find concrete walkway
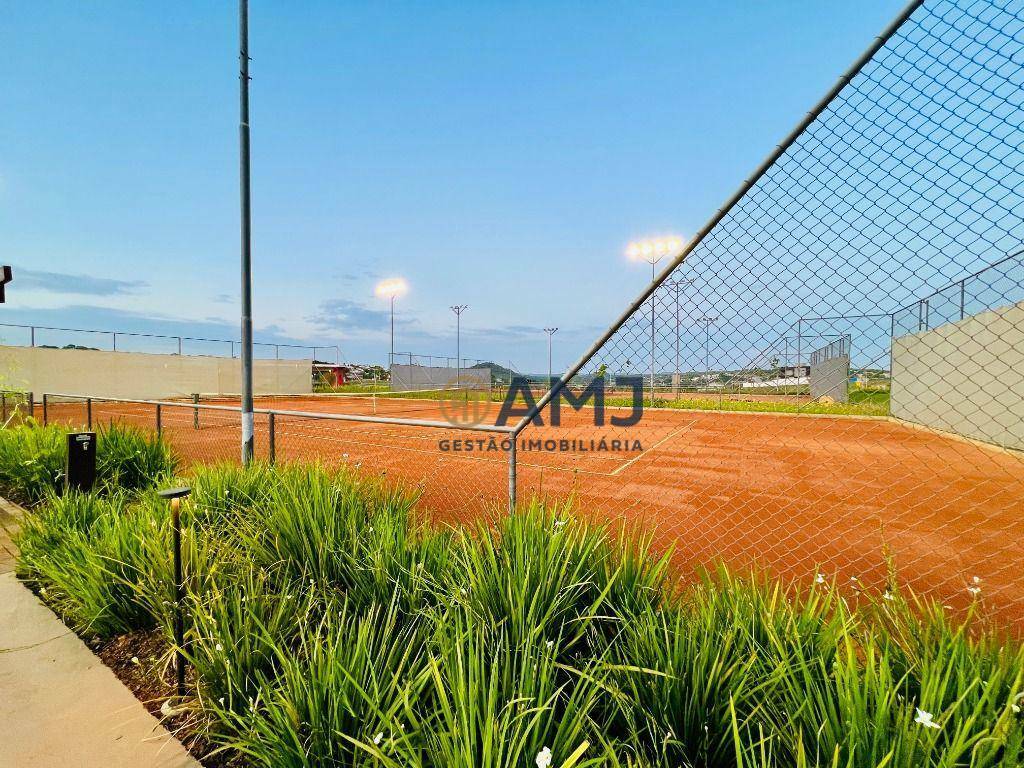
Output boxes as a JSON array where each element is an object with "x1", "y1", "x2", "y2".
[{"x1": 0, "y1": 499, "x2": 201, "y2": 768}]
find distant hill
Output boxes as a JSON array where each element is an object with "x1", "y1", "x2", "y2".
[{"x1": 470, "y1": 361, "x2": 517, "y2": 383}]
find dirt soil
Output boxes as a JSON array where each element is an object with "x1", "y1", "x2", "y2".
[
  {"x1": 95, "y1": 629, "x2": 247, "y2": 768},
  {"x1": 44, "y1": 396, "x2": 1024, "y2": 628}
]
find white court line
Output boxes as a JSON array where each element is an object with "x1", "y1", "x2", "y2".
[
  {"x1": 515, "y1": 421, "x2": 696, "y2": 478},
  {"x1": 609, "y1": 422, "x2": 694, "y2": 476}
]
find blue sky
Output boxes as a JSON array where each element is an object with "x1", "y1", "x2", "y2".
[{"x1": 1, "y1": 0, "x2": 908, "y2": 372}]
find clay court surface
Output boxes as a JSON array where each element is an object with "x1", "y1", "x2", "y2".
[{"x1": 44, "y1": 393, "x2": 1024, "y2": 626}]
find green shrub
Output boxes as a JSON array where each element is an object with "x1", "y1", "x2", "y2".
[
  {"x1": 13, "y1": 460, "x2": 1024, "y2": 767},
  {"x1": 95, "y1": 422, "x2": 178, "y2": 491},
  {"x1": 16, "y1": 490, "x2": 156, "y2": 636},
  {"x1": 0, "y1": 420, "x2": 177, "y2": 503},
  {"x1": 0, "y1": 421, "x2": 66, "y2": 503}
]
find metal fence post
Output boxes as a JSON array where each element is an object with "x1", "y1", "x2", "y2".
[
  {"x1": 30, "y1": 326, "x2": 35, "y2": 347},
  {"x1": 112, "y1": 332, "x2": 117, "y2": 352},
  {"x1": 268, "y1": 411, "x2": 276, "y2": 464},
  {"x1": 1, "y1": 393, "x2": 6, "y2": 423},
  {"x1": 27, "y1": 392, "x2": 33, "y2": 420},
  {"x1": 156, "y1": 403, "x2": 162, "y2": 436},
  {"x1": 192, "y1": 394, "x2": 200, "y2": 430},
  {"x1": 508, "y1": 434, "x2": 517, "y2": 514},
  {"x1": 86, "y1": 398, "x2": 92, "y2": 429},
  {"x1": 42, "y1": 394, "x2": 48, "y2": 426}
]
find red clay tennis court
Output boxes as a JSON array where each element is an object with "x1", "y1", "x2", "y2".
[{"x1": 44, "y1": 391, "x2": 1024, "y2": 626}]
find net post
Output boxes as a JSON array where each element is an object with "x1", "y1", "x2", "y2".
[
  {"x1": 27, "y1": 392, "x2": 33, "y2": 421},
  {"x1": 1, "y1": 392, "x2": 6, "y2": 423},
  {"x1": 42, "y1": 394, "x2": 48, "y2": 426},
  {"x1": 268, "y1": 411, "x2": 276, "y2": 464},
  {"x1": 156, "y1": 403, "x2": 162, "y2": 436},
  {"x1": 192, "y1": 393, "x2": 200, "y2": 430},
  {"x1": 86, "y1": 398, "x2": 92, "y2": 429}
]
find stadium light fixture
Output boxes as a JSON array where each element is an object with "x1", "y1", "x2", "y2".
[
  {"x1": 626, "y1": 235, "x2": 686, "y2": 405},
  {"x1": 376, "y1": 278, "x2": 409, "y2": 369}
]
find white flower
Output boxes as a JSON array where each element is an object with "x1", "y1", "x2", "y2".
[
  {"x1": 546, "y1": 640, "x2": 554, "y2": 649},
  {"x1": 40, "y1": 586, "x2": 48, "y2": 595},
  {"x1": 973, "y1": 575, "x2": 982, "y2": 584},
  {"x1": 215, "y1": 642, "x2": 224, "y2": 652},
  {"x1": 372, "y1": 732, "x2": 383, "y2": 745},
  {"x1": 814, "y1": 573, "x2": 825, "y2": 584},
  {"x1": 1012, "y1": 692, "x2": 1024, "y2": 714},
  {"x1": 131, "y1": 656, "x2": 140, "y2": 665},
  {"x1": 218, "y1": 697, "x2": 225, "y2": 706},
  {"x1": 553, "y1": 519, "x2": 567, "y2": 529},
  {"x1": 968, "y1": 586, "x2": 981, "y2": 596},
  {"x1": 915, "y1": 708, "x2": 940, "y2": 729},
  {"x1": 535, "y1": 746, "x2": 552, "y2": 768},
  {"x1": 883, "y1": 592, "x2": 894, "y2": 601}
]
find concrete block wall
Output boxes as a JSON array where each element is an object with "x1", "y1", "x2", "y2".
[
  {"x1": 810, "y1": 355, "x2": 850, "y2": 402},
  {"x1": 0, "y1": 345, "x2": 312, "y2": 400},
  {"x1": 390, "y1": 364, "x2": 491, "y2": 391},
  {"x1": 891, "y1": 300, "x2": 1024, "y2": 450}
]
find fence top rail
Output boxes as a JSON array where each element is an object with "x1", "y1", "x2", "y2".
[
  {"x1": 40, "y1": 392, "x2": 515, "y2": 434},
  {"x1": 890, "y1": 246, "x2": 1024, "y2": 317},
  {"x1": 0, "y1": 322, "x2": 340, "y2": 359}
]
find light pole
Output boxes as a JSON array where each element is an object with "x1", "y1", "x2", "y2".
[
  {"x1": 543, "y1": 328, "x2": 558, "y2": 387},
  {"x1": 663, "y1": 278, "x2": 695, "y2": 397},
  {"x1": 451, "y1": 305, "x2": 468, "y2": 389},
  {"x1": 627, "y1": 236, "x2": 684, "y2": 405},
  {"x1": 696, "y1": 316, "x2": 719, "y2": 389},
  {"x1": 375, "y1": 278, "x2": 408, "y2": 372},
  {"x1": 238, "y1": 0, "x2": 254, "y2": 465}
]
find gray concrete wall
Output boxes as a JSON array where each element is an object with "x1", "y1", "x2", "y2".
[
  {"x1": 0, "y1": 345, "x2": 311, "y2": 400},
  {"x1": 891, "y1": 299, "x2": 1024, "y2": 450},
  {"x1": 810, "y1": 355, "x2": 850, "y2": 402},
  {"x1": 390, "y1": 364, "x2": 490, "y2": 391}
]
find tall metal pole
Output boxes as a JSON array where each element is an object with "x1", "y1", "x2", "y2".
[
  {"x1": 697, "y1": 316, "x2": 718, "y2": 389},
  {"x1": 544, "y1": 328, "x2": 558, "y2": 386},
  {"x1": 389, "y1": 295, "x2": 395, "y2": 370},
  {"x1": 650, "y1": 260, "x2": 656, "y2": 406},
  {"x1": 663, "y1": 278, "x2": 694, "y2": 397},
  {"x1": 450, "y1": 305, "x2": 468, "y2": 389},
  {"x1": 239, "y1": 0, "x2": 255, "y2": 465},
  {"x1": 674, "y1": 286, "x2": 679, "y2": 394}
]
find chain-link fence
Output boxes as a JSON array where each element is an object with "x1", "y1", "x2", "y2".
[
  {"x1": 0, "y1": 390, "x2": 33, "y2": 427},
  {"x1": 37, "y1": 392, "x2": 515, "y2": 528},
  {"x1": 8, "y1": 0, "x2": 1024, "y2": 628},
  {"x1": 514, "y1": 0, "x2": 1024, "y2": 626}
]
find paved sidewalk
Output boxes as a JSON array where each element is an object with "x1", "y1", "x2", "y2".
[{"x1": 0, "y1": 499, "x2": 201, "y2": 768}]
